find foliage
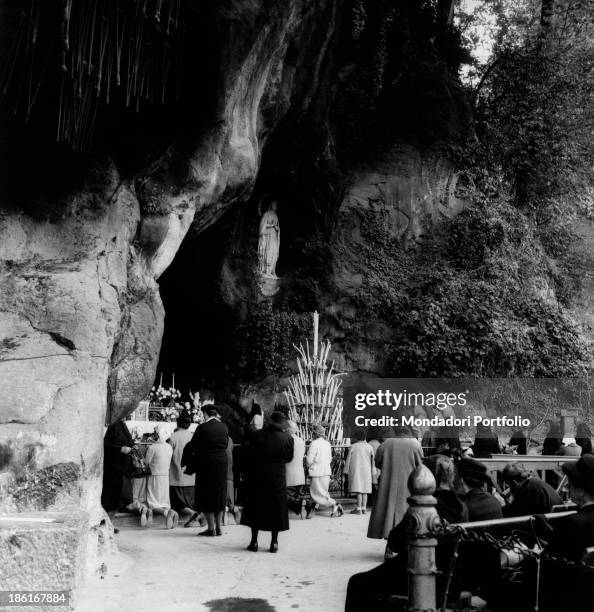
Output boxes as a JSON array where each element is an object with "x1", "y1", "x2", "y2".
[
  {"x1": 332, "y1": 0, "x2": 470, "y2": 160},
  {"x1": 237, "y1": 303, "x2": 311, "y2": 380},
  {"x1": 351, "y1": 199, "x2": 592, "y2": 377}
]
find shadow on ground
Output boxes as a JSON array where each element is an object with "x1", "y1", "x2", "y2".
[{"x1": 205, "y1": 598, "x2": 276, "y2": 612}]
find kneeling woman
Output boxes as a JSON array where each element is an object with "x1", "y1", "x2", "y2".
[{"x1": 241, "y1": 411, "x2": 294, "y2": 552}]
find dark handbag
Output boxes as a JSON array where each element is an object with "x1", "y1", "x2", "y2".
[
  {"x1": 126, "y1": 448, "x2": 151, "y2": 478},
  {"x1": 181, "y1": 441, "x2": 197, "y2": 475}
]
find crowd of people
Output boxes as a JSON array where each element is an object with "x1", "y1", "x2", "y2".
[
  {"x1": 102, "y1": 407, "x2": 594, "y2": 611},
  {"x1": 101, "y1": 397, "x2": 346, "y2": 550},
  {"x1": 346, "y1": 422, "x2": 594, "y2": 612}
]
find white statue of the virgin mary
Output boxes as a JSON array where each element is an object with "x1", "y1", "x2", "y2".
[{"x1": 257, "y1": 202, "x2": 280, "y2": 278}]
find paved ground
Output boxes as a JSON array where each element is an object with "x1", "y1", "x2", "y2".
[{"x1": 76, "y1": 508, "x2": 384, "y2": 612}]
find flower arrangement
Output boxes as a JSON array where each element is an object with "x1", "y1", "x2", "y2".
[
  {"x1": 148, "y1": 385, "x2": 181, "y2": 407},
  {"x1": 158, "y1": 405, "x2": 180, "y2": 422}
]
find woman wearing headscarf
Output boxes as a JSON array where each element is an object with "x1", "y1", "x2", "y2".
[
  {"x1": 102, "y1": 419, "x2": 135, "y2": 529},
  {"x1": 575, "y1": 422, "x2": 593, "y2": 456},
  {"x1": 305, "y1": 424, "x2": 344, "y2": 518},
  {"x1": 241, "y1": 411, "x2": 294, "y2": 552},
  {"x1": 367, "y1": 425, "x2": 423, "y2": 540},
  {"x1": 190, "y1": 404, "x2": 229, "y2": 536},
  {"x1": 145, "y1": 423, "x2": 177, "y2": 529}
]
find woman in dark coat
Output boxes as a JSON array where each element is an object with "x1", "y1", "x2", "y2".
[
  {"x1": 241, "y1": 411, "x2": 294, "y2": 552},
  {"x1": 102, "y1": 420, "x2": 135, "y2": 521},
  {"x1": 575, "y1": 422, "x2": 593, "y2": 456},
  {"x1": 191, "y1": 405, "x2": 229, "y2": 536},
  {"x1": 508, "y1": 429, "x2": 528, "y2": 455}
]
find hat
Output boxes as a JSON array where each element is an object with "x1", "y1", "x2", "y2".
[
  {"x1": 269, "y1": 411, "x2": 288, "y2": 430},
  {"x1": 458, "y1": 457, "x2": 492, "y2": 485},
  {"x1": 562, "y1": 455, "x2": 594, "y2": 494},
  {"x1": 312, "y1": 424, "x2": 325, "y2": 438},
  {"x1": 203, "y1": 404, "x2": 221, "y2": 418},
  {"x1": 177, "y1": 410, "x2": 192, "y2": 427}
]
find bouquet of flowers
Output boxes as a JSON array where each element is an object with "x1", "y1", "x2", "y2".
[
  {"x1": 148, "y1": 385, "x2": 181, "y2": 407},
  {"x1": 158, "y1": 405, "x2": 180, "y2": 422}
]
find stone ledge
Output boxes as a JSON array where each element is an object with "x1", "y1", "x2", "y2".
[{"x1": 0, "y1": 511, "x2": 88, "y2": 612}]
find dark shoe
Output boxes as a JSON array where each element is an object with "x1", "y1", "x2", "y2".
[
  {"x1": 215, "y1": 527, "x2": 222, "y2": 536},
  {"x1": 184, "y1": 512, "x2": 199, "y2": 528},
  {"x1": 331, "y1": 504, "x2": 344, "y2": 518},
  {"x1": 269, "y1": 542, "x2": 278, "y2": 553},
  {"x1": 197, "y1": 529, "x2": 215, "y2": 537},
  {"x1": 305, "y1": 502, "x2": 317, "y2": 519},
  {"x1": 247, "y1": 542, "x2": 258, "y2": 552}
]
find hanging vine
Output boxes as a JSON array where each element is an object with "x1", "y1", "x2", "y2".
[{"x1": 0, "y1": 0, "x2": 184, "y2": 151}]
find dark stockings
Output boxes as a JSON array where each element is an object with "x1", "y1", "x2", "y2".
[{"x1": 250, "y1": 528, "x2": 278, "y2": 546}]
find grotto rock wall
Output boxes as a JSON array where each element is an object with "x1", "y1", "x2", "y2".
[
  {"x1": 324, "y1": 144, "x2": 466, "y2": 374},
  {"x1": 0, "y1": 0, "x2": 341, "y2": 523}
]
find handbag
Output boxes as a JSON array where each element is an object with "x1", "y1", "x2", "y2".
[
  {"x1": 181, "y1": 440, "x2": 197, "y2": 475},
  {"x1": 126, "y1": 448, "x2": 151, "y2": 478}
]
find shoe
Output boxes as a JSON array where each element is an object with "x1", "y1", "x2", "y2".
[
  {"x1": 362, "y1": 508, "x2": 367, "y2": 514},
  {"x1": 305, "y1": 502, "x2": 317, "y2": 519},
  {"x1": 215, "y1": 527, "x2": 222, "y2": 536},
  {"x1": 331, "y1": 504, "x2": 344, "y2": 518},
  {"x1": 269, "y1": 542, "x2": 278, "y2": 553},
  {"x1": 233, "y1": 506, "x2": 241, "y2": 524},
  {"x1": 140, "y1": 507, "x2": 148, "y2": 527},
  {"x1": 146, "y1": 509, "x2": 153, "y2": 526},
  {"x1": 247, "y1": 542, "x2": 258, "y2": 552},
  {"x1": 197, "y1": 529, "x2": 216, "y2": 537},
  {"x1": 165, "y1": 509, "x2": 178, "y2": 530},
  {"x1": 349, "y1": 508, "x2": 362, "y2": 515},
  {"x1": 184, "y1": 512, "x2": 200, "y2": 528}
]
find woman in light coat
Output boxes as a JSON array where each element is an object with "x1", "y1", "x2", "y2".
[
  {"x1": 145, "y1": 423, "x2": 177, "y2": 529},
  {"x1": 286, "y1": 421, "x2": 306, "y2": 516},
  {"x1": 367, "y1": 426, "x2": 423, "y2": 539},
  {"x1": 344, "y1": 430, "x2": 375, "y2": 514},
  {"x1": 305, "y1": 424, "x2": 343, "y2": 517}
]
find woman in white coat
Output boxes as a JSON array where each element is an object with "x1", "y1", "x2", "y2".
[
  {"x1": 344, "y1": 429, "x2": 375, "y2": 514},
  {"x1": 145, "y1": 423, "x2": 178, "y2": 529},
  {"x1": 305, "y1": 424, "x2": 343, "y2": 517}
]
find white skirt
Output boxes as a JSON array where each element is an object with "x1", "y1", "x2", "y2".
[{"x1": 146, "y1": 475, "x2": 171, "y2": 510}]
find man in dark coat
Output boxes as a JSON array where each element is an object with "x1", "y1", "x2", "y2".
[
  {"x1": 241, "y1": 411, "x2": 294, "y2": 553},
  {"x1": 501, "y1": 464, "x2": 562, "y2": 517},
  {"x1": 493, "y1": 455, "x2": 594, "y2": 612},
  {"x1": 458, "y1": 457, "x2": 503, "y2": 521},
  {"x1": 191, "y1": 405, "x2": 229, "y2": 536},
  {"x1": 537, "y1": 455, "x2": 594, "y2": 612},
  {"x1": 101, "y1": 420, "x2": 135, "y2": 527}
]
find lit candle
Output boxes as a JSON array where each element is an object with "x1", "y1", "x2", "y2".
[
  {"x1": 159, "y1": 372, "x2": 163, "y2": 387},
  {"x1": 172, "y1": 373, "x2": 175, "y2": 389},
  {"x1": 313, "y1": 311, "x2": 319, "y2": 362}
]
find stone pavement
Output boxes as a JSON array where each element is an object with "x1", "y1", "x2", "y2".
[{"x1": 76, "y1": 510, "x2": 383, "y2": 612}]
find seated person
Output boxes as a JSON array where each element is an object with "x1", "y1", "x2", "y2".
[
  {"x1": 537, "y1": 455, "x2": 594, "y2": 612},
  {"x1": 491, "y1": 455, "x2": 594, "y2": 612},
  {"x1": 458, "y1": 457, "x2": 503, "y2": 521},
  {"x1": 345, "y1": 456, "x2": 467, "y2": 611},
  {"x1": 501, "y1": 464, "x2": 561, "y2": 517}
]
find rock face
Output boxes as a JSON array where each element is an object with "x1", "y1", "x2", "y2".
[{"x1": 0, "y1": 0, "x2": 340, "y2": 529}]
